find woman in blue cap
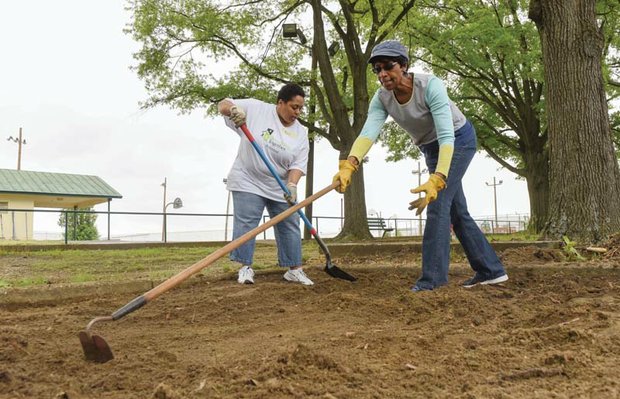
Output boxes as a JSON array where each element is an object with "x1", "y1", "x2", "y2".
[{"x1": 333, "y1": 40, "x2": 508, "y2": 291}]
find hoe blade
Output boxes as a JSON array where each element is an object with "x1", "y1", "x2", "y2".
[{"x1": 79, "y1": 331, "x2": 114, "y2": 363}]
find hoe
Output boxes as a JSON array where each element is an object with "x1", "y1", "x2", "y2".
[{"x1": 79, "y1": 182, "x2": 343, "y2": 363}]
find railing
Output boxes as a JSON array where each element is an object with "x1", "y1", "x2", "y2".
[{"x1": 0, "y1": 208, "x2": 529, "y2": 244}]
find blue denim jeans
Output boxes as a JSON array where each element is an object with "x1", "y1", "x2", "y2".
[
  {"x1": 415, "y1": 121, "x2": 506, "y2": 290},
  {"x1": 230, "y1": 191, "x2": 302, "y2": 267}
]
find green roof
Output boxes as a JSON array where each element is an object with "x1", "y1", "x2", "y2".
[{"x1": 0, "y1": 169, "x2": 122, "y2": 199}]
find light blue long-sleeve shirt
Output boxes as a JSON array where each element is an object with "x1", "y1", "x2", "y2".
[{"x1": 359, "y1": 73, "x2": 466, "y2": 147}]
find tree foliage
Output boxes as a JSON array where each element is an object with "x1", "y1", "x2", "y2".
[
  {"x1": 57, "y1": 208, "x2": 99, "y2": 241},
  {"x1": 599, "y1": 0, "x2": 620, "y2": 158},
  {"x1": 127, "y1": 0, "x2": 419, "y2": 239},
  {"x1": 383, "y1": 0, "x2": 548, "y2": 230},
  {"x1": 380, "y1": 0, "x2": 620, "y2": 232}
]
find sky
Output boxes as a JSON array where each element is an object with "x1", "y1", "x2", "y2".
[{"x1": 0, "y1": 1, "x2": 530, "y2": 238}]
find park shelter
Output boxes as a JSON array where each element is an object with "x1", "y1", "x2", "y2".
[{"x1": 0, "y1": 169, "x2": 122, "y2": 240}]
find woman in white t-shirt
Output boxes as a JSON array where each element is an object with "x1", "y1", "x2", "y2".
[{"x1": 217, "y1": 83, "x2": 313, "y2": 286}]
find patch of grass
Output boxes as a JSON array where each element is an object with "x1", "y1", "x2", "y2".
[
  {"x1": 0, "y1": 241, "x2": 326, "y2": 288},
  {"x1": 70, "y1": 273, "x2": 96, "y2": 283},
  {"x1": 15, "y1": 276, "x2": 49, "y2": 287},
  {"x1": 486, "y1": 231, "x2": 542, "y2": 241}
]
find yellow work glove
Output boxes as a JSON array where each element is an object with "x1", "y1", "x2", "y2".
[
  {"x1": 332, "y1": 160, "x2": 358, "y2": 193},
  {"x1": 409, "y1": 173, "x2": 447, "y2": 216}
]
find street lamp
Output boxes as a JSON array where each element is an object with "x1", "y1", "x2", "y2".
[
  {"x1": 486, "y1": 176, "x2": 503, "y2": 231},
  {"x1": 223, "y1": 178, "x2": 232, "y2": 241},
  {"x1": 412, "y1": 161, "x2": 428, "y2": 235},
  {"x1": 7, "y1": 127, "x2": 26, "y2": 170},
  {"x1": 282, "y1": 23, "x2": 308, "y2": 45},
  {"x1": 163, "y1": 197, "x2": 183, "y2": 243}
]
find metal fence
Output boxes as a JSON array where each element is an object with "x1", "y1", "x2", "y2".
[{"x1": 0, "y1": 208, "x2": 529, "y2": 244}]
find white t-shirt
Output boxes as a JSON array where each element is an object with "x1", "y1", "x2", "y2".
[{"x1": 224, "y1": 98, "x2": 309, "y2": 202}]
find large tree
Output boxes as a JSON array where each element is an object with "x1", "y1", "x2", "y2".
[
  {"x1": 127, "y1": 0, "x2": 417, "y2": 239},
  {"x1": 529, "y1": 0, "x2": 620, "y2": 241}
]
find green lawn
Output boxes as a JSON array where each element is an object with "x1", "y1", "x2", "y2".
[
  {"x1": 0, "y1": 242, "x2": 320, "y2": 288},
  {"x1": 0, "y1": 231, "x2": 549, "y2": 289}
]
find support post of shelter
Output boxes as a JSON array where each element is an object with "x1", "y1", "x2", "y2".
[
  {"x1": 107, "y1": 198, "x2": 111, "y2": 241},
  {"x1": 64, "y1": 211, "x2": 68, "y2": 245},
  {"x1": 73, "y1": 206, "x2": 78, "y2": 241},
  {"x1": 11, "y1": 211, "x2": 16, "y2": 240}
]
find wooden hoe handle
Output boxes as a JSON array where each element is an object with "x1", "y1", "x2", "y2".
[{"x1": 109, "y1": 181, "x2": 340, "y2": 320}]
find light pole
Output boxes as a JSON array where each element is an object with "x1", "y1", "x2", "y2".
[
  {"x1": 283, "y1": 23, "x2": 314, "y2": 240},
  {"x1": 411, "y1": 162, "x2": 428, "y2": 235},
  {"x1": 7, "y1": 127, "x2": 26, "y2": 170},
  {"x1": 223, "y1": 178, "x2": 231, "y2": 241},
  {"x1": 283, "y1": 23, "x2": 339, "y2": 240},
  {"x1": 486, "y1": 176, "x2": 503, "y2": 231},
  {"x1": 161, "y1": 178, "x2": 167, "y2": 241},
  {"x1": 163, "y1": 197, "x2": 183, "y2": 243}
]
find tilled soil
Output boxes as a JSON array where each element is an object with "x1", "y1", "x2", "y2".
[{"x1": 1, "y1": 256, "x2": 619, "y2": 398}]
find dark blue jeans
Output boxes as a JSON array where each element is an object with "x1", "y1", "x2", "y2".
[{"x1": 415, "y1": 121, "x2": 506, "y2": 290}]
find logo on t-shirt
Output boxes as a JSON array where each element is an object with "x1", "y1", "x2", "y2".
[
  {"x1": 261, "y1": 128, "x2": 274, "y2": 141},
  {"x1": 260, "y1": 127, "x2": 288, "y2": 153}
]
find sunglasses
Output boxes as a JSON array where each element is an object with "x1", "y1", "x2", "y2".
[{"x1": 371, "y1": 61, "x2": 398, "y2": 74}]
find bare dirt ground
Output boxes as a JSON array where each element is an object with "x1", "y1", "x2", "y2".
[{"x1": 1, "y1": 247, "x2": 619, "y2": 399}]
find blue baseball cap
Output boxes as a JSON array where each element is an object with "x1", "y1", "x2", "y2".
[{"x1": 368, "y1": 40, "x2": 409, "y2": 64}]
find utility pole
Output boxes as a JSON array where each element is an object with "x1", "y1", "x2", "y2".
[
  {"x1": 485, "y1": 176, "x2": 503, "y2": 230},
  {"x1": 411, "y1": 161, "x2": 427, "y2": 235},
  {"x1": 7, "y1": 127, "x2": 27, "y2": 170}
]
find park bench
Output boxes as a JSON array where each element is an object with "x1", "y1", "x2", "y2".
[{"x1": 367, "y1": 217, "x2": 394, "y2": 238}]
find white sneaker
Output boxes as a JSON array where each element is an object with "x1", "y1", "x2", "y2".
[
  {"x1": 237, "y1": 266, "x2": 255, "y2": 284},
  {"x1": 283, "y1": 269, "x2": 314, "y2": 286}
]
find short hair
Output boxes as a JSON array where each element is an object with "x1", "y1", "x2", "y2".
[{"x1": 277, "y1": 83, "x2": 305, "y2": 102}]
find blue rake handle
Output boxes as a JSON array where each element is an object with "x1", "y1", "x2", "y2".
[
  {"x1": 240, "y1": 124, "x2": 317, "y2": 234},
  {"x1": 239, "y1": 123, "x2": 356, "y2": 282}
]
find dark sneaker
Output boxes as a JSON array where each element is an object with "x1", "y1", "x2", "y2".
[{"x1": 462, "y1": 274, "x2": 508, "y2": 288}]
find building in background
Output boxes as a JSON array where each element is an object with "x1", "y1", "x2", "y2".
[{"x1": 0, "y1": 169, "x2": 122, "y2": 240}]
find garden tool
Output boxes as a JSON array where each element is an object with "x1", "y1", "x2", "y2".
[
  {"x1": 240, "y1": 123, "x2": 356, "y2": 282},
  {"x1": 79, "y1": 181, "x2": 339, "y2": 363}
]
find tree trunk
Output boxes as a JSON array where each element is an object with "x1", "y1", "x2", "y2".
[
  {"x1": 523, "y1": 148, "x2": 550, "y2": 233},
  {"x1": 530, "y1": 0, "x2": 620, "y2": 242}
]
